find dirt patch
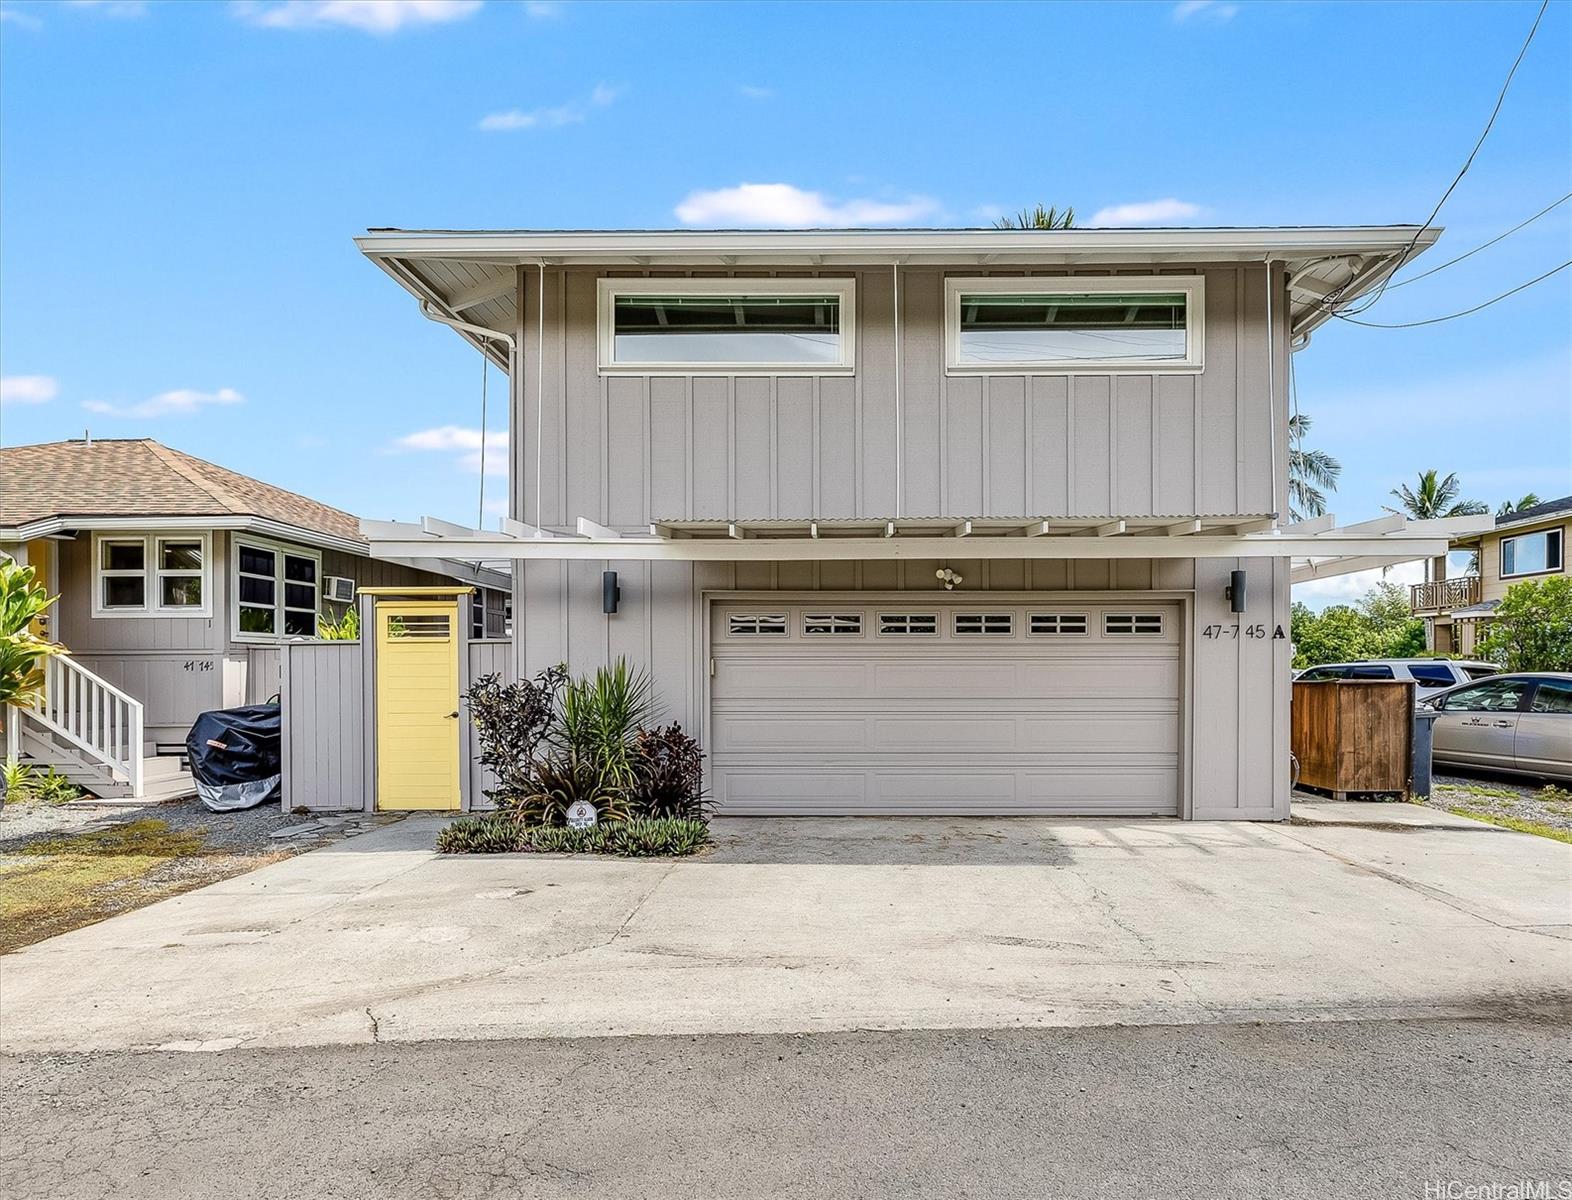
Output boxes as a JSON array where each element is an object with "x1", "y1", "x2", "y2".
[
  {"x1": 0, "y1": 800, "x2": 402, "y2": 954},
  {"x1": 1418, "y1": 774, "x2": 1572, "y2": 843}
]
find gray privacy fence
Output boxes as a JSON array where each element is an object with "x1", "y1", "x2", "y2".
[
  {"x1": 244, "y1": 647, "x2": 283, "y2": 704},
  {"x1": 467, "y1": 640, "x2": 514, "y2": 810},
  {"x1": 277, "y1": 637, "x2": 512, "y2": 812},
  {"x1": 279, "y1": 642, "x2": 365, "y2": 811}
]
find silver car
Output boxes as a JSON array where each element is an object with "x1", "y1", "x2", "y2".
[{"x1": 1423, "y1": 672, "x2": 1572, "y2": 783}]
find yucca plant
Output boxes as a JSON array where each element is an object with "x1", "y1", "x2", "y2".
[{"x1": 556, "y1": 657, "x2": 659, "y2": 793}]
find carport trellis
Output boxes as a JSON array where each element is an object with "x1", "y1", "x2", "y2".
[{"x1": 360, "y1": 513, "x2": 1492, "y2": 578}]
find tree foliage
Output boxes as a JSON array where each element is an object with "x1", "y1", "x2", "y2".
[
  {"x1": 1287, "y1": 413, "x2": 1341, "y2": 522},
  {"x1": 0, "y1": 560, "x2": 65, "y2": 709},
  {"x1": 992, "y1": 204, "x2": 1075, "y2": 230},
  {"x1": 1476, "y1": 576, "x2": 1572, "y2": 672},
  {"x1": 1290, "y1": 581, "x2": 1426, "y2": 668}
]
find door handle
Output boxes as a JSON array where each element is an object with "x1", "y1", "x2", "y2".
[
  {"x1": 446, "y1": 711, "x2": 460, "y2": 719},
  {"x1": 1494, "y1": 720, "x2": 1514, "y2": 728}
]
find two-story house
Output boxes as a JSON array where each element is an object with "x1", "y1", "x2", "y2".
[
  {"x1": 352, "y1": 226, "x2": 1473, "y2": 822},
  {"x1": 1411, "y1": 495, "x2": 1571, "y2": 655}
]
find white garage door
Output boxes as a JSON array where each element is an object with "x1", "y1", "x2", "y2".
[{"x1": 709, "y1": 600, "x2": 1181, "y2": 816}]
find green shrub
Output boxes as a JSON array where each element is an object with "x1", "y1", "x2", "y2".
[
  {"x1": 465, "y1": 666, "x2": 569, "y2": 810},
  {"x1": 512, "y1": 751, "x2": 628, "y2": 826},
  {"x1": 436, "y1": 814, "x2": 711, "y2": 857},
  {"x1": 559, "y1": 658, "x2": 658, "y2": 791},
  {"x1": 434, "y1": 814, "x2": 520, "y2": 854}
]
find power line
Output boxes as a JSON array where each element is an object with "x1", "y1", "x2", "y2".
[
  {"x1": 1388, "y1": 191, "x2": 1572, "y2": 289},
  {"x1": 1331, "y1": 259, "x2": 1570, "y2": 328},
  {"x1": 1324, "y1": 0, "x2": 1551, "y2": 317}
]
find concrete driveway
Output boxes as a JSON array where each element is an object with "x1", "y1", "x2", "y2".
[{"x1": 2, "y1": 811, "x2": 1568, "y2": 1053}]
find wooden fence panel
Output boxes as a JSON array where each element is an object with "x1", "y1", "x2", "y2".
[{"x1": 1292, "y1": 680, "x2": 1414, "y2": 798}]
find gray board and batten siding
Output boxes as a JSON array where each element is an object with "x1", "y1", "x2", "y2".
[
  {"x1": 497, "y1": 261, "x2": 1293, "y2": 821},
  {"x1": 52, "y1": 528, "x2": 477, "y2": 746}
]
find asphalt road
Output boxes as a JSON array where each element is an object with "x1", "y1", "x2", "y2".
[{"x1": 4, "y1": 1017, "x2": 1569, "y2": 1200}]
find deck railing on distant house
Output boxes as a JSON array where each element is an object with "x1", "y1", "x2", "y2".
[
  {"x1": 1409, "y1": 575, "x2": 1481, "y2": 615},
  {"x1": 25, "y1": 654, "x2": 145, "y2": 796}
]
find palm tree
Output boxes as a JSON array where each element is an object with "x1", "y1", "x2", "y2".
[
  {"x1": 1497, "y1": 493, "x2": 1541, "y2": 517},
  {"x1": 1386, "y1": 469, "x2": 1489, "y2": 583},
  {"x1": 1287, "y1": 413, "x2": 1341, "y2": 523},
  {"x1": 993, "y1": 204, "x2": 1075, "y2": 230}
]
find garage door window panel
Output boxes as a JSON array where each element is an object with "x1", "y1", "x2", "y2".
[
  {"x1": 1029, "y1": 613, "x2": 1090, "y2": 636},
  {"x1": 803, "y1": 613, "x2": 863, "y2": 636},
  {"x1": 954, "y1": 613, "x2": 1014, "y2": 636},
  {"x1": 1104, "y1": 613, "x2": 1164, "y2": 636},
  {"x1": 729, "y1": 614, "x2": 788, "y2": 636},
  {"x1": 878, "y1": 614, "x2": 938, "y2": 636}
]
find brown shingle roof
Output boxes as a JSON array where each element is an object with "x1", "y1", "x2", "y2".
[{"x1": 0, "y1": 439, "x2": 363, "y2": 543}]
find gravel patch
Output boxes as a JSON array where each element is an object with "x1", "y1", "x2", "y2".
[{"x1": 1421, "y1": 771, "x2": 1572, "y2": 835}]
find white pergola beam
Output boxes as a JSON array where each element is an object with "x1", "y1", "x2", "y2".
[
  {"x1": 576, "y1": 517, "x2": 622, "y2": 540},
  {"x1": 367, "y1": 532, "x2": 1461, "y2": 563},
  {"x1": 1280, "y1": 514, "x2": 1337, "y2": 535},
  {"x1": 1162, "y1": 519, "x2": 1203, "y2": 537},
  {"x1": 951, "y1": 520, "x2": 973, "y2": 538}
]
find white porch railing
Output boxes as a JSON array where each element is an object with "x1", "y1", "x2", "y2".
[{"x1": 25, "y1": 654, "x2": 145, "y2": 797}]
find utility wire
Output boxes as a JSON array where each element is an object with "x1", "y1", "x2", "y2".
[
  {"x1": 1332, "y1": 259, "x2": 1569, "y2": 328},
  {"x1": 1387, "y1": 191, "x2": 1572, "y2": 289},
  {"x1": 1322, "y1": 0, "x2": 1550, "y2": 317}
]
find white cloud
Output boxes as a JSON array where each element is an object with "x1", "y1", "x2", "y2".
[
  {"x1": 0, "y1": 375, "x2": 59, "y2": 406},
  {"x1": 1173, "y1": 1, "x2": 1238, "y2": 22},
  {"x1": 65, "y1": 0, "x2": 148, "y2": 15},
  {"x1": 738, "y1": 84, "x2": 774, "y2": 100},
  {"x1": 393, "y1": 425, "x2": 507, "y2": 475},
  {"x1": 1292, "y1": 560, "x2": 1426, "y2": 611},
  {"x1": 82, "y1": 386, "x2": 244, "y2": 418},
  {"x1": 675, "y1": 182, "x2": 941, "y2": 228},
  {"x1": 1090, "y1": 198, "x2": 1206, "y2": 226},
  {"x1": 478, "y1": 82, "x2": 622, "y2": 131},
  {"x1": 0, "y1": 5, "x2": 43, "y2": 29},
  {"x1": 522, "y1": 0, "x2": 560, "y2": 15},
  {"x1": 234, "y1": 0, "x2": 482, "y2": 34}
]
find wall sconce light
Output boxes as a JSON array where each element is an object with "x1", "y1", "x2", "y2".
[
  {"x1": 935, "y1": 567, "x2": 964, "y2": 591},
  {"x1": 602, "y1": 570, "x2": 621, "y2": 615},
  {"x1": 1226, "y1": 569, "x2": 1247, "y2": 614}
]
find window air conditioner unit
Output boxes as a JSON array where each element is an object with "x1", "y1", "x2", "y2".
[{"x1": 324, "y1": 576, "x2": 356, "y2": 605}]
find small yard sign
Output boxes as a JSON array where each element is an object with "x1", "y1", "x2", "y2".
[{"x1": 566, "y1": 800, "x2": 598, "y2": 830}]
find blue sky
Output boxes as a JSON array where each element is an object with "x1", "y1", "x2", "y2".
[{"x1": 2, "y1": 0, "x2": 1568, "y2": 608}]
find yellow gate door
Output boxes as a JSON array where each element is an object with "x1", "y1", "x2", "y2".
[{"x1": 375, "y1": 599, "x2": 462, "y2": 811}]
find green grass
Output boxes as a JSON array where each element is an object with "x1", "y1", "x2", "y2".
[
  {"x1": 1449, "y1": 783, "x2": 1521, "y2": 801},
  {"x1": 1447, "y1": 806, "x2": 1572, "y2": 845}
]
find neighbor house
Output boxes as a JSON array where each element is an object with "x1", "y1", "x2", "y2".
[
  {"x1": 0, "y1": 438, "x2": 510, "y2": 799},
  {"x1": 1411, "y1": 495, "x2": 1571, "y2": 655},
  {"x1": 295, "y1": 225, "x2": 1480, "y2": 821}
]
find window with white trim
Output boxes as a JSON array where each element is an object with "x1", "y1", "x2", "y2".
[
  {"x1": 803, "y1": 613, "x2": 862, "y2": 636},
  {"x1": 1029, "y1": 613, "x2": 1089, "y2": 636},
  {"x1": 234, "y1": 539, "x2": 320, "y2": 639},
  {"x1": 1500, "y1": 528, "x2": 1563, "y2": 578},
  {"x1": 599, "y1": 278, "x2": 856, "y2": 373},
  {"x1": 94, "y1": 534, "x2": 209, "y2": 616},
  {"x1": 878, "y1": 613, "x2": 938, "y2": 636},
  {"x1": 1104, "y1": 613, "x2": 1164, "y2": 636},
  {"x1": 728, "y1": 613, "x2": 788, "y2": 636},
  {"x1": 954, "y1": 613, "x2": 1014, "y2": 636},
  {"x1": 946, "y1": 276, "x2": 1204, "y2": 372}
]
